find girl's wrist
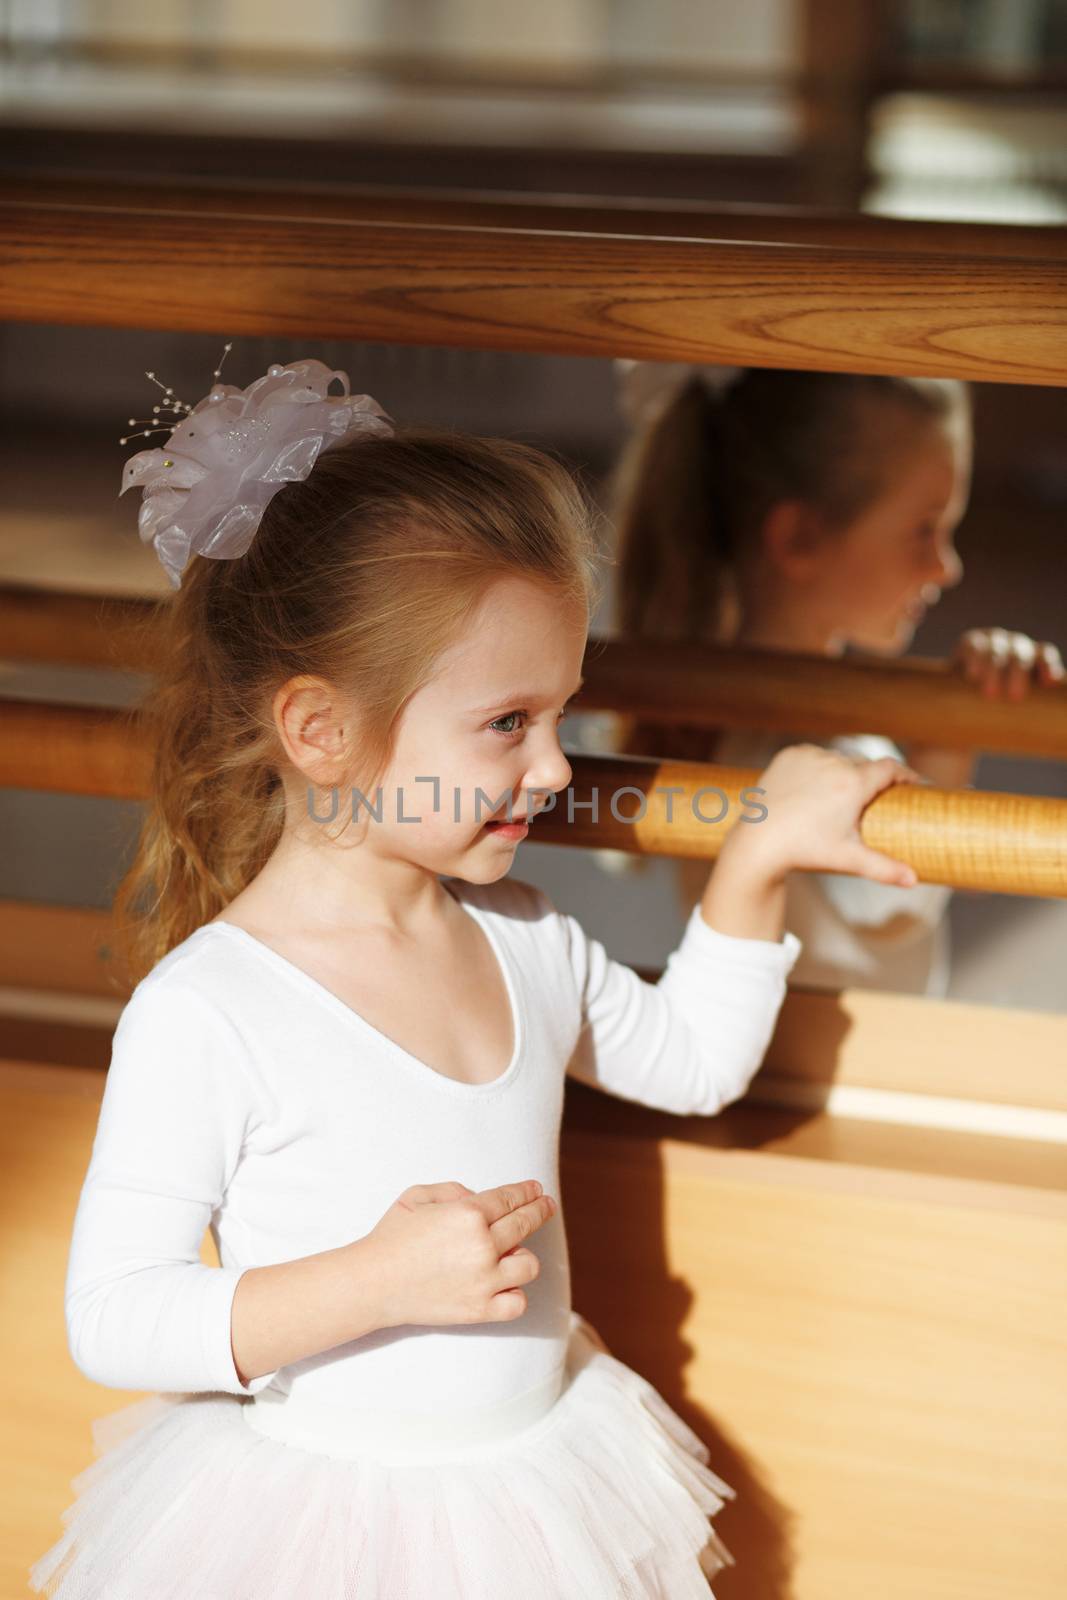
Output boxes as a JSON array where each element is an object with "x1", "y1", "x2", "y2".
[
  {"x1": 715, "y1": 826, "x2": 789, "y2": 894},
  {"x1": 700, "y1": 833, "x2": 788, "y2": 942}
]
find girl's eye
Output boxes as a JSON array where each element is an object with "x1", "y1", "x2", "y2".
[
  {"x1": 489, "y1": 707, "x2": 570, "y2": 738},
  {"x1": 490, "y1": 711, "x2": 526, "y2": 737}
]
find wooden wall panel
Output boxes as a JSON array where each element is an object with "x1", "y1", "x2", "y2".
[
  {"x1": 559, "y1": 1124, "x2": 1067, "y2": 1599},
  {"x1": 7, "y1": 1061, "x2": 1063, "y2": 1599}
]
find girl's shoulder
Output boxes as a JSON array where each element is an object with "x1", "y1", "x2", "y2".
[
  {"x1": 106, "y1": 926, "x2": 277, "y2": 1127},
  {"x1": 119, "y1": 922, "x2": 270, "y2": 1039}
]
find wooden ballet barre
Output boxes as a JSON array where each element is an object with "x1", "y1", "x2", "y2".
[
  {"x1": 531, "y1": 752, "x2": 1067, "y2": 898},
  {"x1": 1, "y1": 698, "x2": 1064, "y2": 898},
  {"x1": 2, "y1": 199, "x2": 1065, "y2": 386},
  {"x1": 4, "y1": 173, "x2": 1065, "y2": 264},
  {"x1": 577, "y1": 638, "x2": 1067, "y2": 759},
  {"x1": 0, "y1": 585, "x2": 158, "y2": 675},
  {"x1": 4, "y1": 584, "x2": 1065, "y2": 760},
  {"x1": 0, "y1": 700, "x2": 151, "y2": 801}
]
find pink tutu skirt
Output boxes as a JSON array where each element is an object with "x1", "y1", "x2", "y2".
[{"x1": 29, "y1": 1312, "x2": 736, "y2": 1599}]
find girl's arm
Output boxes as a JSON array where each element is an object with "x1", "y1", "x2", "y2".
[
  {"x1": 556, "y1": 745, "x2": 918, "y2": 1116},
  {"x1": 65, "y1": 979, "x2": 383, "y2": 1394},
  {"x1": 555, "y1": 876, "x2": 801, "y2": 1118}
]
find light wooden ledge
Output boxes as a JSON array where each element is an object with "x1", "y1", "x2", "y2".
[
  {"x1": 3, "y1": 900, "x2": 1066, "y2": 1123},
  {"x1": 2, "y1": 198, "x2": 1065, "y2": 384}
]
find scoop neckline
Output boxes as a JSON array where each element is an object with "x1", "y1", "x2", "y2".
[{"x1": 198, "y1": 887, "x2": 525, "y2": 1098}]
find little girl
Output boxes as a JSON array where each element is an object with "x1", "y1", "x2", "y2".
[
  {"x1": 606, "y1": 362, "x2": 1063, "y2": 996},
  {"x1": 31, "y1": 357, "x2": 926, "y2": 1600}
]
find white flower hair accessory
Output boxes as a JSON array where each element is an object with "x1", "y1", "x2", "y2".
[{"x1": 120, "y1": 353, "x2": 394, "y2": 589}]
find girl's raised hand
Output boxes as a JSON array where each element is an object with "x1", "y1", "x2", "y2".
[
  {"x1": 953, "y1": 627, "x2": 1065, "y2": 699},
  {"x1": 733, "y1": 743, "x2": 922, "y2": 889},
  {"x1": 904, "y1": 630, "x2": 1063, "y2": 790},
  {"x1": 362, "y1": 1178, "x2": 557, "y2": 1331}
]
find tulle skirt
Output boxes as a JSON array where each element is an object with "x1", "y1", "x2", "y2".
[{"x1": 29, "y1": 1312, "x2": 736, "y2": 1599}]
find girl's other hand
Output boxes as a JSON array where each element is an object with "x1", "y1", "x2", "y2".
[
  {"x1": 363, "y1": 1179, "x2": 557, "y2": 1330},
  {"x1": 905, "y1": 629, "x2": 1063, "y2": 788},
  {"x1": 729, "y1": 743, "x2": 922, "y2": 890},
  {"x1": 953, "y1": 627, "x2": 1065, "y2": 700}
]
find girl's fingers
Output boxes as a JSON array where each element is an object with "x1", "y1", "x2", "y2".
[
  {"x1": 856, "y1": 756, "x2": 922, "y2": 804},
  {"x1": 828, "y1": 762, "x2": 921, "y2": 884},
  {"x1": 1006, "y1": 658, "x2": 1029, "y2": 699},
  {"x1": 837, "y1": 844, "x2": 919, "y2": 888},
  {"x1": 474, "y1": 1181, "x2": 544, "y2": 1228},
  {"x1": 954, "y1": 629, "x2": 1064, "y2": 697},
  {"x1": 494, "y1": 1246, "x2": 541, "y2": 1290},
  {"x1": 955, "y1": 628, "x2": 990, "y2": 680},
  {"x1": 1002, "y1": 633, "x2": 1035, "y2": 700},
  {"x1": 489, "y1": 1195, "x2": 556, "y2": 1255},
  {"x1": 979, "y1": 628, "x2": 1010, "y2": 695},
  {"x1": 1036, "y1": 641, "x2": 1065, "y2": 684}
]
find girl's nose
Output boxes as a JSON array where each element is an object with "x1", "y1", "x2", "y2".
[
  {"x1": 526, "y1": 741, "x2": 572, "y2": 806},
  {"x1": 932, "y1": 543, "x2": 964, "y2": 590}
]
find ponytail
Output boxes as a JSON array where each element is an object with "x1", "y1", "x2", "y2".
[
  {"x1": 111, "y1": 558, "x2": 287, "y2": 985},
  {"x1": 614, "y1": 377, "x2": 736, "y2": 647},
  {"x1": 611, "y1": 377, "x2": 736, "y2": 761}
]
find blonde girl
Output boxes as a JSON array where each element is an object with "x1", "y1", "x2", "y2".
[{"x1": 32, "y1": 357, "x2": 927, "y2": 1599}]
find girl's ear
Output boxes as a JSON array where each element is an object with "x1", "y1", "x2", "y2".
[
  {"x1": 761, "y1": 498, "x2": 830, "y2": 581},
  {"x1": 272, "y1": 674, "x2": 357, "y2": 785}
]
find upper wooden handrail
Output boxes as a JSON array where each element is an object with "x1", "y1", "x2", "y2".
[
  {"x1": 578, "y1": 638, "x2": 1067, "y2": 759},
  {"x1": 4, "y1": 174, "x2": 1064, "y2": 263},
  {"x1": 2, "y1": 698, "x2": 1064, "y2": 898},
  {"x1": 2, "y1": 196, "x2": 1064, "y2": 385},
  {"x1": 4, "y1": 584, "x2": 1065, "y2": 759}
]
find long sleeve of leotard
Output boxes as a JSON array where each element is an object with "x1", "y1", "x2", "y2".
[
  {"x1": 556, "y1": 895, "x2": 801, "y2": 1116},
  {"x1": 64, "y1": 977, "x2": 280, "y2": 1398}
]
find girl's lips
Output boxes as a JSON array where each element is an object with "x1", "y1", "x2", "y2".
[{"x1": 483, "y1": 818, "x2": 530, "y2": 838}]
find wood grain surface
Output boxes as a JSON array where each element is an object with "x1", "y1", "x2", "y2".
[
  {"x1": 2, "y1": 201, "x2": 1064, "y2": 385},
  {"x1": 6, "y1": 1059, "x2": 1064, "y2": 1599},
  {"x1": 5, "y1": 173, "x2": 1066, "y2": 261},
  {"x1": 3, "y1": 897, "x2": 1067, "y2": 1117},
  {"x1": 4, "y1": 585, "x2": 1065, "y2": 760},
  {"x1": 2, "y1": 700, "x2": 1064, "y2": 896}
]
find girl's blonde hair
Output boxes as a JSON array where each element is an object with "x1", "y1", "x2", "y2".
[
  {"x1": 113, "y1": 428, "x2": 601, "y2": 985},
  {"x1": 613, "y1": 368, "x2": 971, "y2": 760}
]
